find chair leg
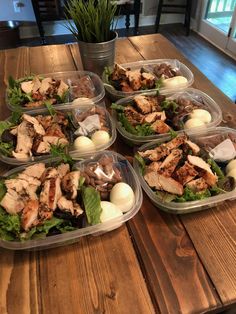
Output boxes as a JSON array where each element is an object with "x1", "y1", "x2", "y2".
[
  {"x1": 134, "y1": 0, "x2": 141, "y2": 35},
  {"x1": 31, "y1": 0, "x2": 46, "y2": 44},
  {"x1": 184, "y1": 0, "x2": 192, "y2": 36},
  {"x1": 155, "y1": 0, "x2": 163, "y2": 33}
]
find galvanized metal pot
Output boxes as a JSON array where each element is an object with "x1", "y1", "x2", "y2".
[{"x1": 78, "y1": 31, "x2": 117, "y2": 77}]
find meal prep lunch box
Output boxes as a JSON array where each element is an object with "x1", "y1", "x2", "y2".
[
  {"x1": 133, "y1": 127, "x2": 236, "y2": 214},
  {"x1": 102, "y1": 59, "x2": 194, "y2": 101},
  {"x1": 0, "y1": 151, "x2": 143, "y2": 250},
  {"x1": 6, "y1": 70, "x2": 105, "y2": 111},
  {"x1": 0, "y1": 103, "x2": 116, "y2": 165},
  {"x1": 112, "y1": 88, "x2": 222, "y2": 146}
]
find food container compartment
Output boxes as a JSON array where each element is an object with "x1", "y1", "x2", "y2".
[
  {"x1": 0, "y1": 104, "x2": 116, "y2": 165},
  {"x1": 133, "y1": 127, "x2": 236, "y2": 214},
  {"x1": 0, "y1": 151, "x2": 143, "y2": 250},
  {"x1": 102, "y1": 59, "x2": 194, "y2": 101},
  {"x1": 6, "y1": 70, "x2": 105, "y2": 111},
  {"x1": 112, "y1": 88, "x2": 222, "y2": 146}
]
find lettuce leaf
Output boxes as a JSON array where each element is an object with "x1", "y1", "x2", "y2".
[
  {"x1": 0, "y1": 121, "x2": 12, "y2": 136},
  {"x1": 134, "y1": 153, "x2": 146, "y2": 175},
  {"x1": 0, "y1": 206, "x2": 21, "y2": 240},
  {"x1": 175, "y1": 187, "x2": 211, "y2": 202},
  {"x1": 82, "y1": 186, "x2": 102, "y2": 225}
]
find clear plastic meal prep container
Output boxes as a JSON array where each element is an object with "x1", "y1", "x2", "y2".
[
  {"x1": 0, "y1": 151, "x2": 143, "y2": 250},
  {"x1": 133, "y1": 127, "x2": 236, "y2": 214},
  {"x1": 0, "y1": 103, "x2": 116, "y2": 165},
  {"x1": 6, "y1": 70, "x2": 105, "y2": 111},
  {"x1": 102, "y1": 59, "x2": 194, "y2": 101},
  {"x1": 112, "y1": 88, "x2": 222, "y2": 146}
]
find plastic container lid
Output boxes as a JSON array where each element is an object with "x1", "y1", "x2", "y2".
[
  {"x1": 112, "y1": 88, "x2": 222, "y2": 146},
  {"x1": 0, "y1": 103, "x2": 116, "y2": 165},
  {"x1": 133, "y1": 127, "x2": 236, "y2": 214},
  {"x1": 6, "y1": 70, "x2": 105, "y2": 111},
  {"x1": 0, "y1": 151, "x2": 143, "y2": 250},
  {"x1": 102, "y1": 59, "x2": 194, "y2": 101}
]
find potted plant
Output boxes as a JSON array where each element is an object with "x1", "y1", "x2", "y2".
[{"x1": 65, "y1": 0, "x2": 118, "y2": 76}]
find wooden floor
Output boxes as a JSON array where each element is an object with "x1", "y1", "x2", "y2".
[{"x1": 2, "y1": 23, "x2": 236, "y2": 102}]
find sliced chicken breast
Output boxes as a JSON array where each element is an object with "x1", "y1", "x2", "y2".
[
  {"x1": 0, "y1": 189, "x2": 24, "y2": 214},
  {"x1": 22, "y1": 163, "x2": 46, "y2": 179},
  {"x1": 21, "y1": 200, "x2": 39, "y2": 231},
  {"x1": 22, "y1": 114, "x2": 45, "y2": 135}
]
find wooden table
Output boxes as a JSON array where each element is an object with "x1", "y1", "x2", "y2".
[{"x1": 0, "y1": 34, "x2": 236, "y2": 314}]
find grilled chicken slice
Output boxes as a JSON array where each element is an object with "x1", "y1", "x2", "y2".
[
  {"x1": 158, "y1": 149, "x2": 182, "y2": 177},
  {"x1": 120, "y1": 81, "x2": 134, "y2": 92},
  {"x1": 22, "y1": 114, "x2": 45, "y2": 135},
  {"x1": 62, "y1": 171, "x2": 80, "y2": 199},
  {"x1": 187, "y1": 155, "x2": 217, "y2": 186},
  {"x1": 21, "y1": 80, "x2": 34, "y2": 94},
  {"x1": 138, "y1": 145, "x2": 169, "y2": 161},
  {"x1": 40, "y1": 177, "x2": 62, "y2": 210},
  {"x1": 0, "y1": 189, "x2": 24, "y2": 214},
  {"x1": 32, "y1": 76, "x2": 41, "y2": 93},
  {"x1": 22, "y1": 163, "x2": 46, "y2": 179},
  {"x1": 57, "y1": 163, "x2": 70, "y2": 179},
  {"x1": 124, "y1": 106, "x2": 144, "y2": 126},
  {"x1": 144, "y1": 172, "x2": 183, "y2": 195},
  {"x1": 151, "y1": 120, "x2": 170, "y2": 134},
  {"x1": 145, "y1": 161, "x2": 162, "y2": 174},
  {"x1": 187, "y1": 178, "x2": 208, "y2": 192},
  {"x1": 175, "y1": 161, "x2": 198, "y2": 185},
  {"x1": 185, "y1": 140, "x2": 200, "y2": 154},
  {"x1": 57, "y1": 80, "x2": 69, "y2": 97},
  {"x1": 39, "y1": 77, "x2": 52, "y2": 94},
  {"x1": 127, "y1": 70, "x2": 142, "y2": 91},
  {"x1": 164, "y1": 134, "x2": 188, "y2": 151},
  {"x1": 36, "y1": 115, "x2": 53, "y2": 130},
  {"x1": 141, "y1": 72, "x2": 156, "y2": 88},
  {"x1": 111, "y1": 63, "x2": 126, "y2": 80},
  {"x1": 13, "y1": 121, "x2": 34, "y2": 159},
  {"x1": 57, "y1": 196, "x2": 83, "y2": 217},
  {"x1": 21, "y1": 200, "x2": 39, "y2": 231},
  {"x1": 143, "y1": 111, "x2": 166, "y2": 124},
  {"x1": 134, "y1": 95, "x2": 152, "y2": 114}
]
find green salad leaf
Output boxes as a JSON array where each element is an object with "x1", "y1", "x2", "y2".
[
  {"x1": 82, "y1": 186, "x2": 102, "y2": 225},
  {"x1": 118, "y1": 113, "x2": 155, "y2": 136},
  {"x1": 0, "y1": 180, "x2": 7, "y2": 201},
  {"x1": 118, "y1": 113, "x2": 137, "y2": 135},
  {"x1": 50, "y1": 144, "x2": 73, "y2": 165},
  {"x1": 111, "y1": 103, "x2": 126, "y2": 112},
  {"x1": 9, "y1": 109, "x2": 23, "y2": 125},
  {"x1": 134, "y1": 153, "x2": 146, "y2": 175},
  {"x1": 45, "y1": 101, "x2": 56, "y2": 116},
  {"x1": 175, "y1": 187, "x2": 211, "y2": 202},
  {"x1": 135, "y1": 124, "x2": 155, "y2": 136},
  {"x1": 161, "y1": 99, "x2": 179, "y2": 113},
  {"x1": 155, "y1": 78, "x2": 164, "y2": 89},
  {"x1": 0, "y1": 206, "x2": 21, "y2": 241},
  {"x1": 156, "y1": 191, "x2": 176, "y2": 203},
  {"x1": 0, "y1": 121, "x2": 12, "y2": 136},
  {"x1": 168, "y1": 129, "x2": 178, "y2": 139},
  {"x1": 0, "y1": 142, "x2": 14, "y2": 156}
]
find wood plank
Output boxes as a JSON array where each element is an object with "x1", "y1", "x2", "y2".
[
  {"x1": 128, "y1": 195, "x2": 221, "y2": 314},
  {"x1": 29, "y1": 44, "x2": 76, "y2": 74},
  {"x1": 38, "y1": 226, "x2": 155, "y2": 314},
  {"x1": 181, "y1": 201, "x2": 236, "y2": 305},
  {"x1": 128, "y1": 34, "x2": 236, "y2": 128},
  {"x1": 127, "y1": 34, "x2": 236, "y2": 306}
]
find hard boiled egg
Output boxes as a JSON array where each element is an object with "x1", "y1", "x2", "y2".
[
  {"x1": 100, "y1": 201, "x2": 123, "y2": 223},
  {"x1": 190, "y1": 109, "x2": 212, "y2": 124},
  {"x1": 226, "y1": 159, "x2": 236, "y2": 174},
  {"x1": 162, "y1": 76, "x2": 188, "y2": 88},
  {"x1": 184, "y1": 118, "x2": 205, "y2": 129},
  {"x1": 227, "y1": 168, "x2": 236, "y2": 181},
  {"x1": 91, "y1": 130, "x2": 110, "y2": 147},
  {"x1": 110, "y1": 182, "x2": 135, "y2": 213},
  {"x1": 74, "y1": 136, "x2": 95, "y2": 154}
]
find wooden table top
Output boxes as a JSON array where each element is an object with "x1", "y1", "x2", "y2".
[{"x1": 0, "y1": 34, "x2": 236, "y2": 314}]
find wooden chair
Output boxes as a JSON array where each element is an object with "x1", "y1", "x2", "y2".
[
  {"x1": 116, "y1": 0, "x2": 141, "y2": 35},
  {"x1": 155, "y1": 0, "x2": 192, "y2": 36}
]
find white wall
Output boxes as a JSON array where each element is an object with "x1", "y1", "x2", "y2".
[{"x1": 0, "y1": 0, "x2": 35, "y2": 21}]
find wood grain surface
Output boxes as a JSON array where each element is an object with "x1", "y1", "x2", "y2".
[{"x1": 0, "y1": 34, "x2": 236, "y2": 314}]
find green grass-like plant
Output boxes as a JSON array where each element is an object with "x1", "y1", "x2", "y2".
[{"x1": 65, "y1": 0, "x2": 118, "y2": 43}]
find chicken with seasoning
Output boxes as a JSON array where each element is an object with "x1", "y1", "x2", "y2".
[{"x1": 136, "y1": 134, "x2": 234, "y2": 202}]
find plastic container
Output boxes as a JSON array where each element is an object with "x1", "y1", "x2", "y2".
[
  {"x1": 0, "y1": 104, "x2": 116, "y2": 165},
  {"x1": 112, "y1": 88, "x2": 222, "y2": 146},
  {"x1": 0, "y1": 151, "x2": 143, "y2": 250},
  {"x1": 6, "y1": 70, "x2": 105, "y2": 111},
  {"x1": 133, "y1": 127, "x2": 236, "y2": 214},
  {"x1": 102, "y1": 59, "x2": 194, "y2": 101}
]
